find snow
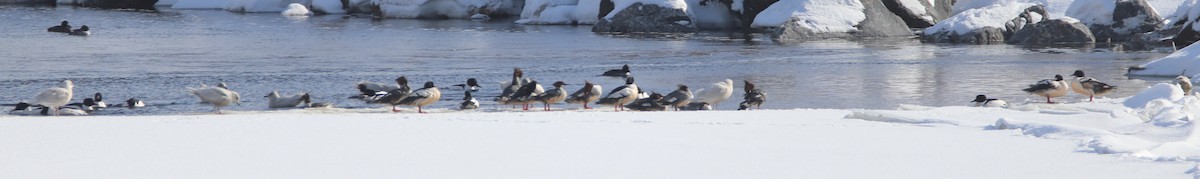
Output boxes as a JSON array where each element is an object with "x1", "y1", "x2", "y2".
[
  {"x1": 752, "y1": 0, "x2": 865, "y2": 32},
  {"x1": 172, "y1": 0, "x2": 232, "y2": 9},
  {"x1": 281, "y1": 3, "x2": 312, "y2": 16},
  {"x1": 311, "y1": 0, "x2": 346, "y2": 14},
  {"x1": 603, "y1": 0, "x2": 689, "y2": 19},
  {"x1": 1165, "y1": 0, "x2": 1200, "y2": 31},
  {"x1": 6, "y1": 83, "x2": 1200, "y2": 177},
  {"x1": 925, "y1": 2, "x2": 1038, "y2": 35},
  {"x1": 1150, "y1": 0, "x2": 1185, "y2": 20},
  {"x1": 516, "y1": 0, "x2": 600, "y2": 25},
  {"x1": 1131, "y1": 43, "x2": 1200, "y2": 77},
  {"x1": 685, "y1": 0, "x2": 738, "y2": 29},
  {"x1": 899, "y1": 0, "x2": 933, "y2": 22},
  {"x1": 1065, "y1": 0, "x2": 1115, "y2": 25},
  {"x1": 227, "y1": 0, "x2": 305, "y2": 13}
]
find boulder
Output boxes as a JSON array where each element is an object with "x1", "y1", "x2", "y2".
[
  {"x1": 61, "y1": 0, "x2": 158, "y2": 10},
  {"x1": 0, "y1": 0, "x2": 53, "y2": 4},
  {"x1": 770, "y1": 0, "x2": 913, "y2": 41},
  {"x1": 921, "y1": 4, "x2": 1046, "y2": 44},
  {"x1": 1006, "y1": 19, "x2": 1095, "y2": 44},
  {"x1": 881, "y1": 0, "x2": 951, "y2": 28},
  {"x1": 1089, "y1": 0, "x2": 1163, "y2": 42},
  {"x1": 593, "y1": 2, "x2": 696, "y2": 33},
  {"x1": 923, "y1": 27, "x2": 1005, "y2": 44}
]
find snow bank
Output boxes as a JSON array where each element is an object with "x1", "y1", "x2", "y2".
[
  {"x1": 752, "y1": 0, "x2": 865, "y2": 32},
  {"x1": 172, "y1": 0, "x2": 232, "y2": 9},
  {"x1": 1064, "y1": 0, "x2": 1115, "y2": 25},
  {"x1": 1124, "y1": 83, "x2": 1186, "y2": 108},
  {"x1": 924, "y1": 2, "x2": 1037, "y2": 35},
  {"x1": 685, "y1": 0, "x2": 738, "y2": 29},
  {"x1": 1130, "y1": 43, "x2": 1200, "y2": 77},
  {"x1": 899, "y1": 0, "x2": 934, "y2": 22},
  {"x1": 603, "y1": 0, "x2": 689, "y2": 19},
  {"x1": 282, "y1": 3, "x2": 312, "y2": 16},
  {"x1": 515, "y1": 0, "x2": 600, "y2": 24}
]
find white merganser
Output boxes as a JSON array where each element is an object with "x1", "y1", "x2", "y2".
[
  {"x1": 1023, "y1": 74, "x2": 1070, "y2": 104},
  {"x1": 596, "y1": 77, "x2": 639, "y2": 111},
  {"x1": 265, "y1": 91, "x2": 310, "y2": 108},
  {"x1": 1068, "y1": 70, "x2": 1116, "y2": 102},
  {"x1": 397, "y1": 81, "x2": 442, "y2": 113},
  {"x1": 971, "y1": 95, "x2": 1008, "y2": 107},
  {"x1": 601, "y1": 64, "x2": 631, "y2": 77},
  {"x1": 460, "y1": 91, "x2": 479, "y2": 110},
  {"x1": 189, "y1": 83, "x2": 241, "y2": 114},
  {"x1": 738, "y1": 80, "x2": 766, "y2": 110},
  {"x1": 565, "y1": 81, "x2": 602, "y2": 109},
  {"x1": 535, "y1": 81, "x2": 568, "y2": 111},
  {"x1": 692, "y1": 79, "x2": 734, "y2": 109},
  {"x1": 660, "y1": 85, "x2": 693, "y2": 111},
  {"x1": 34, "y1": 80, "x2": 73, "y2": 116}
]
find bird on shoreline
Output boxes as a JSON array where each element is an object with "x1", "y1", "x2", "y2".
[
  {"x1": 693, "y1": 79, "x2": 734, "y2": 109},
  {"x1": 461, "y1": 91, "x2": 479, "y2": 110},
  {"x1": 738, "y1": 80, "x2": 765, "y2": 110},
  {"x1": 625, "y1": 92, "x2": 666, "y2": 111},
  {"x1": 597, "y1": 77, "x2": 639, "y2": 111},
  {"x1": 1176, "y1": 71, "x2": 1193, "y2": 95},
  {"x1": 265, "y1": 91, "x2": 310, "y2": 108},
  {"x1": 601, "y1": 64, "x2": 631, "y2": 77},
  {"x1": 970, "y1": 95, "x2": 1007, "y2": 107},
  {"x1": 189, "y1": 83, "x2": 241, "y2": 114},
  {"x1": 1023, "y1": 74, "x2": 1070, "y2": 104},
  {"x1": 355, "y1": 76, "x2": 410, "y2": 99},
  {"x1": 565, "y1": 81, "x2": 602, "y2": 109},
  {"x1": 509, "y1": 80, "x2": 543, "y2": 110},
  {"x1": 535, "y1": 81, "x2": 568, "y2": 111},
  {"x1": 34, "y1": 80, "x2": 74, "y2": 116},
  {"x1": 660, "y1": 85, "x2": 692, "y2": 111},
  {"x1": 397, "y1": 81, "x2": 441, "y2": 113},
  {"x1": 1068, "y1": 70, "x2": 1116, "y2": 102},
  {"x1": 497, "y1": 68, "x2": 525, "y2": 106},
  {"x1": 451, "y1": 78, "x2": 482, "y2": 92}
]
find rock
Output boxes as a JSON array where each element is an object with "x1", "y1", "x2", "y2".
[
  {"x1": 61, "y1": 0, "x2": 158, "y2": 10},
  {"x1": 592, "y1": 2, "x2": 696, "y2": 33},
  {"x1": 697, "y1": 0, "x2": 780, "y2": 30},
  {"x1": 1006, "y1": 19, "x2": 1095, "y2": 44},
  {"x1": 881, "y1": 0, "x2": 950, "y2": 28},
  {"x1": 0, "y1": 0, "x2": 52, "y2": 4},
  {"x1": 1089, "y1": 0, "x2": 1163, "y2": 42},
  {"x1": 772, "y1": 0, "x2": 912, "y2": 41},
  {"x1": 923, "y1": 27, "x2": 1005, "y2": 44},
  {"x1": 921, "y1": 4, "x2": 1046, "y2": 44}
]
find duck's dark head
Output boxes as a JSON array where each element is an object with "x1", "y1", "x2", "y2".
[
  {"x1": 583, "y1": 81, "x2": 594, "y2": 91},
  {"x1": 1072, "y1": 70, "x2": 1085, "y2": 78},
  {"x1": 622, "y1": 64, "x2": 630, "y2": 71},
  {"x1": 14, "y1": 102, "x2": 30, "y2": 111},
  {"x1": 94, "y1": 93, "x2": 103, "y2": 102},
  {"x1": 972, "y1": 95, "x2": 987, "y2": 102},
  {"x1": 467, "y1": 78, "x2": 479, "y2": 86},
  {"x1": 126, "y1": 98, "x2": 140, "y2": 107},
  {"x1": 395, "y1": 76, "x2": 408, "y2": 86},
  {"x1": 1055, "y1": 74, "x2": 1064, "y2": 81},
  {"x1": 649, "y1": 92, "x2": 664, "y2": 100},
  {"x1": 301, "y1": 93, "x2": 311, "y2": 103},
  {"x1": 625, "y1": 77, "x2": 635, "y2": 85},
  {"x1": 83, "y1": 98, "x2": 96, "y2": 106},
  {"x1": 79, "y1": 25, "x2": 89, "y2": 31},
  {"x1": 423, "y1": 81, "x2": 435, "y2": 88},
  {"x1": 61, "y1": 20, "x2": 69, "y2": 26},
  {"x1": 513, "y1": 68, "x2": 523, "y2": 78},
  {"x1": 553, "y1": 81, "x2": 565, "y2": 88}
]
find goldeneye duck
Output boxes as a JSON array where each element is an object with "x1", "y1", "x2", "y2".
[
  {"x1": 601, "y1": 64, "x2": 631, "y2": 77},
  {"x1": 970, "y1": 95, "x2": 1008, "y2": 107},
  {"x1": 47, "y1": 20, "x2": 71, "y2": 33},
  {"x1": 69, "y1": 25, "x2": 90, "y2": 36}
]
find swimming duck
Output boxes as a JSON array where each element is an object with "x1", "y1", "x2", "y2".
[
  {"x1": 396, "y1": 81, "x2": 441, "y2": 113},
  {"x1": 451, "y1": 78, "x2": 482, "y2": 92},
  {"x1": 355, "y1": 76, "x2": 410, "y2": 99},
  {"x1": 601, "y1": 64, "x2": 631, "y2": 77},
  {"x1": 1023, "y1": 74, "x2": 1070, "y2": 104},
  {"x1": 47, "y1": 20, "x2": 71, "y2": 33},
  {"x1": 565, "y1": 81, "x2": 602, "y2": 109},
  {"x1": 1068, "y1": 70, "x2": 1116, "y2": 102},
  {"x1": 596, "y1": 77, "x2": 639, "y2": 111},
  {"x1": 970, "y1": 95, "x2": 1008, "y2": 107},
  {"x1": 91, "y1": 93, "x2": 107, "y2": 108},
  {"x1": 68, "y1": 25, "x2": 89, "y2": 36}
]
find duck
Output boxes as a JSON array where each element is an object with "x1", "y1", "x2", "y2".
[
  {"x1": 368, "y1": 88, "x2": 412, "y2": 112},
  {"x1": 970, "y1": 95, "x2": 1008, "y2": 107},
  {"x1": 738, "y1": 80, "x2": 765, "y2": 110},
  {"x1": 91, "y1": 93, "x2": 107, "y2": 108},
  {"x1": 692, "y1": 79, "x2": 734, "y2": 109},
  {"x1": 188, "y1": 83, "x2": 241, "y2": 114},
  {"x1": 47, "y1": 20, "x2": 71, "y2": 33},
  {"x1": 659, "y1": 85, "x2": 692, "y2": 111},
  {"x1": 601, "y1": 64, "x2": 631, "y2": 77},
  {"x1": 1022, "y1": 74, "x2": 1070, "y2": 104},
  {"x1": 68, "y1": 25, "x2": 89, "y2": 36},
  {"x1": 596, "y1": 77, "x2": 639, "y2": 111},
  {"x1": 451, "y1": 78, "x2": 482, "y2": 92},
  {"x1": 1176, "y1": 71, "x2": 1192, "y2": 95},
  {"x1": 625, "y1": 92, "x2": 666, "y2": 111},
  {"x1": 355, "y1": 76, "x2": 410, "y2": 99},
  {"x1": 1068, "y1": 70, "x2": 1116, "y2": 102},
  {"x1": 509, "y1": 80, "x2": 543, "y2": 110},
  {"x1": 496, "y1": 68, "x2": 525, "y2": 106},
  {"x1": 460, "y1": 91, "x2": 479, "y2": 110},
  {"x1": 535, "y1": 81, "x2": 568, "y2": 111},
  {"x1": 33, "y1": 80, "x2": 74, "y2": 116},
  {"x1": 396, "y1": 81, "x2": 442, "y2": 113},
  {"x1": 681, "y1": 102, "x2": 713, "y2": 111},
  {"x1": 125, "y1": 98, "x2": 146, "y2": 108},
  {"x1": 565, "y1": 81, "x2": 603, "y2": 109},
  {"x1": 265, "y1": 91, "x2": 310, "y2": 108}
]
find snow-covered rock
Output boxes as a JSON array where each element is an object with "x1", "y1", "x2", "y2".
[
  {"x1": 226, "y1": 0, "x2": 305, "y2": 12},
  {"x1": 1006, "y1": 18, "x2": 1095, "y2": 44},
  {"x1": 592, "y1": 1, "x2": 696, "y2": 33},
  {"x1": 1065, "y1": 0, "x2": 1163, "y2": 42},
  {"x1": 57, "y1": 0, "x2": 158, "y2": 10},
  {"x1": 922, "y1": 3, "x2": 1047, "y2": 44},
  {"x1": 683, "y1": 0, "x2": 739, "y2": 29},
  {"x1": 171, "y1": 0, "x2": 230, "y2": 9},
  {"x1": 1129, "y1": 42, "x2": 1200, "y2": 77},
  {"x1": 881, "y1": 0, "x2": 951, "y2": 28},
  {"x1": 1125, "y1": 83, "x2": 1186, "y2": 108},
  {"x1": 370, "y1": 0, "x2": 521, "y2": 19},
  {"x1": 515, "y1": 0, "x2": 600, "y2": 25},
  {"x1": 282, "y1": 2, "x2": 312, "y2": 15},
  {"x1": 760, "y1": 0, "x2": 912, "y2": 40}
]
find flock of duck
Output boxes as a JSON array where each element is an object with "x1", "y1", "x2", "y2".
[
  {"x1": 47, "y1": 21, "x2": 90, "y2": 36},
  {"x1": 975, "y1": 70, "x2": 1193, "y2": 107},
  {"x1": 10, "y1": 64, "x2": 768, "y2": 116}
]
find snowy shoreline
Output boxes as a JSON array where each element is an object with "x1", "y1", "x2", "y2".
[{"x1": 4, "y1": 87, "x2": 1200, "y2": 178}]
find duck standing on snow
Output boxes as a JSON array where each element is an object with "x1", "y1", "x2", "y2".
[
  {"x1": 970, "y1": 95, "x2": 1008, "y2": 107},
  {"x1": 33, "y1": 80, "x2": 74, "y2": 116},
  {"x1": 1176, "y1": 71, "x2": 1193, "y2": 95},
  {"x1": 265, "y1": 91, "x2": 310, "y2": 108},
  {"x1": 1068, "y1": 70, "x2": 1116, "y2": 102},
  {"x1": 565, "y1": 81, "x2": 602, "y2": 109},
  {"x1": 189, "y1": 83, "x2": 241, "y2": 114},
  {"x1": 496, "y1": 68, "x2": 524, "y2": 106},
  {"x1": 48, "y1": 20, "x2": 71, "y2": 33},
  {"x1": 460, "y1": 91, "x2": 479, "y2": 110},
  {"x1": 692, "y1": 79, "x2": 734, "y2": 109},
  {"x1": 451, "y1": 78, "x2": 482, "y2": 92},
  {"x1": 660, "y1": 85, "x2": 692, "y2": 111},
  {"x1": 68, "y1": 25, "x2": 89, "y2": 36},
  {"x1": 625, "y1": 92, "x2": 666, "y2": 111},
  {"x1": 509, "y1": 80, "x2": 543, "y2": 110},
  {"x1": 596, "y1": 77, "x2": 639, "y2": 111},
  {"x1": 355, "y1": 76, "x2": 410, "y2": 99},
  {"x1": 535, "y1": 81, "x2": 568, "y2": 111},
  {"x1": 396, "y1": 81, "x2": 442, "y2": 113},
  {"x1": 601, "y1": 64, "x2": 631, "y2": 77},
  {"x1": 738, "y1": 80, "x2": 766, "y2": 110},
  {"x1": 1023, "y1": 74, "x2": 1070, "y2": 104}
]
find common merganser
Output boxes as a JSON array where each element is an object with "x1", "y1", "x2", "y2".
[
  {"x1": 692, "y1": 79, "x2": 734, "y2": 109},
  {"x1": 1023, "y1": 74, "x2": 1070, "y2": 104},
  {"x1": 1068, "y1": 70, "x2": 1116, "y2": 102},
  {"x1": 565, "y1": 81, "x2": 602, "y2": 109},
  {"x1": 47, "y1": 20, "x2": 71, "y2": 33},
  {"x1": 601, "y1": 64, "x2": 631, "y2": 77},
  {"x1": 68, "y1": 25, "x2": 89, "y2": 36},
  {"x1": 970, "y1": 95, "x2": 1008, "y2": 107},
  {"x1": 451, "y1": 78, "x2": 482, "y2": 92},
  {"x1": 189, "y1": 83, "x2": 241, "y2": 114},
  {"x1": 509, "y1": 80, "x2": 542, "y2": 110},
  {"x1": 369, "y1": 88, "x2": 412, "y2": 112},
  {"x1": 460, "y1": 91, "x2": 479, "y2": 110},
  {"x1": 681, "y1": 102, "x2": 712, "y2": 111},
  {"x1": 596, "y1": 77, "x2": 639, "y2": 111},
  {"x1": 535, "y1": 81, "x2": 568, "y2": 111},
  {"x1": 496, "y1": 68, "x2": 524, "y2": 106},
  {"x1": 738, "y1": 80, "x2": 765, "y2": 110},
  {"x1": 355, "y1": 76, "x2": 410, "y2": 99},
  {"x1": 625, "y1": 92, "x2": 666, "y2": 111},
  {"x1": 397, "y1": 81, "x2": 442, "y2": 113},
  {"x1": 659, "y1": 85, "x2": 692, "y2": 111},
  {"x1": 265, "y1": 91, "x2": 310, "y2": 108},
  {"x1": 33, "y1": 80, "x2": 73, "y2": 116}
]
